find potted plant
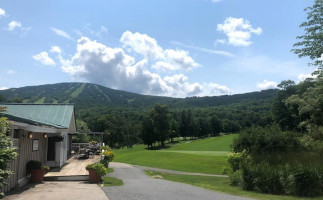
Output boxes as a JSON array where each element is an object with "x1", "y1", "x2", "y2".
[
  {"x1": 86, "y1": 162, "x2": 107, "y2": 183},
  {"x1": 100, "y1": 146, "x2": 115, "y2": 167},
  {"x1": 26, "y1": 160, "x2": 50, "y2": 183}
]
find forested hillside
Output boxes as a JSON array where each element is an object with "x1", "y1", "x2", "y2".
[
  {"x1": 0, "y1": 82, "x2": 277, "y2": 148},
  {"x1": 0, "y1": 82, "x2": 277, "y2": 109}
]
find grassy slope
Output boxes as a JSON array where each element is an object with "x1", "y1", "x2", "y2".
[
  {"x1": 169, "y1": 134, "x2": 236, "y2": 151},
  {"x1": 145, "y1": 171, "x2": 323, "y2": 200},
  {"x1": 113, "y1": 134, "x2": 237, "y2": 175}
]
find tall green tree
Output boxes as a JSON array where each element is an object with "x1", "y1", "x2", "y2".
[
  {"x1": 179, "y1": 110, "x2": 188, "y2": 139},
  {"x1": 141, "y1": 117, "x2": 155, "y2": 149},
  {"x1": 73, "y1": 119, "x2": 90, "y2": 143},
  {"x1": 286, "y1": 0, "x2": 323, "y2": 132},
  {"x1": 272, "y1": 80, "x2": 299, "y2": 130},
  {"x1": 210, "y1": 116, "x2": 221, "y2": 136},
  {"x1": 151, "y1": 104, "x2": 169, "y2": 147},
  {"x1": 292, "y1": 0, "x2": 323, "y2": 70},
  {"x1": 0, "y1": 107, "x2": 18, "y2": 198},
  {"x1": 169, "y1": 118, "x2": 180, "y2": 143}
]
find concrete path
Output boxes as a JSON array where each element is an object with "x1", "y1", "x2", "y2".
[
  {"x1": 3, "y1": 181, "x2": 109, "y2": 200},
  {"x1": 102, "y1": 162, "x2": 253, "y2": 200},
  {"x1": 135, "y1": 165, "x2": 228, "y2": 177}
]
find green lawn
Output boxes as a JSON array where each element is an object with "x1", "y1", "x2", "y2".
[
  {"x1": 102, "y1": 177, "x2": 123, "y2": 187},
  {"x1": 113, "y1": 134, "x2": 237, "y2": 174},
  {"x1": 145, "y1": 171, "x2": 323, "y2": 200},
  {"x1": 168, "y1": 134, "x2": 237, "y2": 151},
  {"x1": 106, "y1": 168, "x2": 114, "y2": 174}
]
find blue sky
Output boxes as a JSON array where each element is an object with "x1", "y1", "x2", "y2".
[{"x1": 0, "y1": 0, "x2": 317, "y2": 97}]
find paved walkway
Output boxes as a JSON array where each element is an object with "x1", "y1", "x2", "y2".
[
  {"x1": 135, "y1": 165, "x2": 228, "y2": 177},
  {"x1": 3, "y1": 181, "x2": 109, "y2": 200},
  {"x1": 102, "y1": 162, "x2": 253, "y2": 200}
]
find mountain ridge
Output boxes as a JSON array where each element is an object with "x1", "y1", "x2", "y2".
[{"x1": 0, "y1": 82, "x2": 278, "y2": 110}]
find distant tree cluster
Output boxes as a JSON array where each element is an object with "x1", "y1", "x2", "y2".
[
  {"x1": 140, "y1": 102, "x2": 272, "y2": 149},
  {"x1": 77, "y1": 92, "x2": 274, "y2": 149}
]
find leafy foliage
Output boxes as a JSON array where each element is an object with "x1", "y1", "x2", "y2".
[
  {"x1": 26, "y1": 160, "x2": 49, "y2": 173},
  {"x1": 231, "y1": 125, "x2": 323, "y2": 197},
  {"x1": 233, "y1": 125, "x2": 301, "y2": 156},
  {"x1": 86, "y1": 162, "x2": 108, "y2": 177},
  {"x1": 0, "y1": 109, "x2": 18, "y2": 197},
  {"x1": 292, "y1": 0, "x2": 323, "y2": 68}
]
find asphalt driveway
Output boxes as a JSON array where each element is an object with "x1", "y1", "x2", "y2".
[{"x1": 102, "y1": 162, "x2": 253, "y2": 200}]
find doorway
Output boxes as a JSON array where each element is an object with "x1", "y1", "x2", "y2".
[{"x1": 47, "y1": 137, "x2": 56, "y2": 161}]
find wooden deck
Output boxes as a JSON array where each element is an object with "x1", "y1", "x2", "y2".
[{"x1": 45, "y1": 155, "x2": 101, "y2": 177}]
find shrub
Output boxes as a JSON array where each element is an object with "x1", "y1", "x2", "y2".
[
  {"x1": 0, "y1": 115, "x2": 18, "y2": 198},
  {"x1": 292, "y1": 165, "x2": 323, "y2": 197},
  {"x1": 229, "y1": 170, "x2": 242, "y2": 186},
  {"x1": 233, "y1": 125, "x2": 300, "y2": 156},
  {"x1": 240, "y1": 161, "x2": 323, "y2": 197},
  {"x1": 26, "y1": 160, "x2": 50, "y2": 174},
  {"x1": 241, "y1": 162, "x2": 284, "y2": 194},
  {"x1": 279, "y1": 164, "x2": 295, "y2": 195},
  {"x1": 102, "y1": 148, "x2": 115, "y2": 162},
  {"x1": 100, "y1": 159, "x2": 109, "y2": 168},
  {"x1": 228, "y1": 150, "x2": 249, "y2": 172},
  {"x1": 253, "y1": 162, "x2": 283, "y2": 194},
  {"x1": 86, "y1": 162, "x2": 107, "y2": 177}
]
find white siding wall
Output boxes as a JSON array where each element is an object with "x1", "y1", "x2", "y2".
[{"x1": 1, "y1": 131, "x2": 47, "y2": 194}]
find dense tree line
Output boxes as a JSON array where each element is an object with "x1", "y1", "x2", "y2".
[
  {"x1": 229, "y1": 1, "x2": 323, "y2": 197},
  {"x1": 75, "y1": 93, "x2": 274, "y2": 149}
]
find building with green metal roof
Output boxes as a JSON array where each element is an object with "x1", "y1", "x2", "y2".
[
  {"x1": 0, "y1": 103, "x2": 76, "y2": 130},
  {"x1": 0, "y1": 103, "x2": 77, "y2": 193}
]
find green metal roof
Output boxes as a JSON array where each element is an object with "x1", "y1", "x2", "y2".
[{"x1": 0, "y1": 104, "x2": 74, "y2": 129}]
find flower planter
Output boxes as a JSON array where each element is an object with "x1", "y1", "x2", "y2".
[
  {"x1": 88, "y1": 169, "x2": 101, "y2": 183},
  {"x1": 31, "y1": 169, "x2": 45, "y2": 183}
]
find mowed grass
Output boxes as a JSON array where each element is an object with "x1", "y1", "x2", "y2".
[
  {"x1": 113, "y1": 134, "x2": 237, "y2": 174},
  {"x1": 169, "y1": 134, "x2": 236, "y2": 151},
  {"x1": 102, "y1": 177, "x2": 123, "y2": 187},
  {"x1": 145, "y1": 171, "x2": 323, "y2": 200}
]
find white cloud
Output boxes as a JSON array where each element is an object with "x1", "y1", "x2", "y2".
[
  {"x1": 8, "y1": 21, "x2": 21, "y2": 31},
  {"x1": 211, "y1": 0, "x2": 222, "y2": 2},
  {"x1": 204, "y1": 83, "x2": 231, "y2": 95},
  {"x1": 6, "y1": 70, "x2": 15, "y2": 75},
  {"x1": 223, "y1": 55, "x2": 312, "y2": 78},
  {"x1": 163, "y1": 74, "x2": 203, "y2": 97},
  {"x1": 318, "y1": 53, "x2": 323, "y2": 61},
  {"x1": 297, "y1": 73, "x2": 317, "y2": 82},
  {"x1": 121, "y1": 31, "x2": 201, "y2": 72},
  {"x1": 120, "y1": 31, "x2": 164, "y2": 60},
  {"x1": 50, "y1": 45, "x2": 62, "y2": 54},
  {"x1": 6, "y1": 20, "x2": 31, "y2": 37},
  {"x1": 0, "y1": 8, "x2": 5, "y2": 17},
  {"x1": 33, "y1": 52, "x2": 56, "y2": 66},
  {"x1": 256, "y1": 80, "x2": 277, "y2": 90},
  {"x1": 0, "y1": 87, "x2": 8, "y2": 90},
  {"x1": 58, "y1": 36, "x2": 230, "y2": 97},
  {"x1": 152, "y1": 49, "x2": 199, "y2": 71},
  {"x1": 51, "y1": 27, "x2": 74, "y2": 41},
  {"x1": 171, "y1": 41, "x2": 234, "y2": 57},
  {"x1": 20, "y1": 27, "x2": 31, "y2": 37},
  {"x1": 84, "y1": 24, "x2": 108, "y2": 38},
  {"x1": 217, "y1": 17, "x2": 262, "y2": 46},
  {"x1": 215, "y1": 39, "x2": 226, "y2": 45}
]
